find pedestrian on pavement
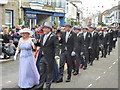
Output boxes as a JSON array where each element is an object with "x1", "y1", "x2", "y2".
[{"x1": 14, "y1": 28, "x2": 40, "y2": 89}]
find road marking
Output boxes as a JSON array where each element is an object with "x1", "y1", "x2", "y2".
[
  {"x1": 116, "y1": 59, "x2": 118, "y2": 61},
  {"x1": 103, "y1": 72, "x2": 106, "y2": 74},
  {"x1": 96, "y1": 76, "x2": 101, "y2": 80},
  {"x1": 113, "y1": 62, "x2": 116, "y2": 65},
  {"x1": 87, "y1": 84, "x2": 92, "y2": 88},
  {"x1": 6, "y1": 81, "x2": 11, "y2": 83},
  {"x1": 109, "y1": 66, "x2": 112, "y2": 69}
]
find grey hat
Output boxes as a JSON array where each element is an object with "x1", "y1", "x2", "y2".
[
  {"x1": 96, "y1": 28, "x2": 100, "y2": 31},
  {"x1": 42, "y1": 22, "x2": 53, "y2": 29},
  {"x1": 82, "y1": 26, "x2": 89, "y2": 30},
  {"x1": 64, "y1": 23, "x2": 72, "y2": 27},
  {"x1": 102, "y1": 26, "x2": 108, "y2": 29},
  {"x1": 73, "y1": 26, "x2": 81, "y2": 30},
  {"x1": 89, "y1": 26, "x2": 96, "y2": 29}
]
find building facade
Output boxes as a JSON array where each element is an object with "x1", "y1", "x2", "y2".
[
  {"x1": 0, "y1": 0, "x2": 66, "y2": 29},
  {"x1": 0, "y1": 0, "x2": 19, "y2": 28}
]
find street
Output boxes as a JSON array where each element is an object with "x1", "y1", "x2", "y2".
[{"x1": 0, "y1": 41, "x2": 119, "y2": 89}]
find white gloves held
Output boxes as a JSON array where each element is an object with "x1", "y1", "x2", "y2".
[
  {"x1": 55, "y1": 56, "x2": 60, "y2": 60},
  {"x1": 71, "y1": 51, "x2": 76, "y2": 56},
  {"x1": 113, "y1": 38, "x2": 116, "y2": 41},
  {"x1": 14, "y1": 50, "x2": 19, "y2": 61}
]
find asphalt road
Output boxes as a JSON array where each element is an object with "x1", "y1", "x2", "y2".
[{"x1": 0, "y1": 40, "x2": 119, "y2": 89}]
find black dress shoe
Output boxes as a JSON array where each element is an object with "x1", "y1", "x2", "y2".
[
  {"x1": 104, "y1": 56, "x2": 106, "y2": 58},
  {"x1": 96, "y1": 57, "x2": 99, "y2": 60},
  {"x1": 83, "y1": 67, "x2": 87, "y2": 70},
  {"x1": 101, "y1": 56, "x2": 103, "y2": 58},
  {"x1": 56, "y1": 78, "x2": 63, "y2": 83},
  {"x1": 65, "y1": 78, "x2": 71, "y2": 82},
  {"x1": 90, "y1": 62, "x2": 93, "y2": 66},
  {"x1": 72, "y1": 70, "x2": 75, "y2": 73}
]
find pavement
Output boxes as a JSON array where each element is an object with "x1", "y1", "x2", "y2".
[{"x1": 0, "y1": 40, "x2": 119, "y2": 89}]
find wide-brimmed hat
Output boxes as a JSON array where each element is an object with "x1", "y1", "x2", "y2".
[
  {"x1": 42, "y1": 22, "x2": 53, "y2": 29},
  {"x1": 19, "y1": 28, "x2": 33, "y2": 35}
]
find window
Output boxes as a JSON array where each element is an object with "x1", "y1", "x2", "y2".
[
  {"x1": 48, "y1": 0, "x2": 52, "y2": 5},
  {"x1": 44, "y1": 0, "x2": 48, "y2": 4},
  {"x1": 116, "y1": 12, "x2": 117, "y2": 19},
  {"x1": 5, "y1": 10, "x2": 13, "y2": 28},
  {"x1": 61, "y1": 0, "x2": 65, "y2": 8},
  {"x1": 30, "y1": 0, "x2": 37, "y2": 2},
  {"x1": 38, "y1": 0, "x2": 44, "y2": 4},
  {"x1": 119, "y1": 11, "x2": 120, "y2": 19},
  {"x1": 56, "y1": 0, "x2": 60, "y2": 7}
]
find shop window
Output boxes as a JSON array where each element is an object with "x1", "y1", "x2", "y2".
[{"x1": 5, "y1": 10, "x2": 13, "y2": 28}]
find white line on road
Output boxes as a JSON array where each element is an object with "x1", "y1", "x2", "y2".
[
  {"x1": 109, "y1": 66, "x2": 112, "y2": 69},
  {"x1": 113, "y1": 62, "x2": 116, "y2": 65},
  {"x1": 103, "y1": 72, "x2": 106, "y2": 74},
  {"x1": 6, "y1": 81, "x2": 11, "y2": 83},
  {"x1": 96, "y1": 76, "x2": 101, "y2": 80},
  {"x1": 86, "y1": 84, "x2": 92, "y2": 88},
  {"x1": 116, "y1": 59, "x2": 118, "y2": 61}
]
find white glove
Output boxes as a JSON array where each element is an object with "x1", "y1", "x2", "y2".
[
  {"x1": 80, "y1": 52, "x2": 84, "y2": 55},
  {"x1": 55, "y1": 56, "x2": 60, "y2": 60},
  {"x1": 13, "y1": 50, "x2": 19, "y2": 61},
  {"x1": 113, "y1": 38, "x2": 116, "y2": 41},
  {"x1": 14, "y1": 55, "x2": 17, "y2": 61},
  {"x1": 71, "y1": 51, "x2": 76, "y2": 56},
  {"x1": 88, "y1": 47, "x2": 92, "y2": 49}
]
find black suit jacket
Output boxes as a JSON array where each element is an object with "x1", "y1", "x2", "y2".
[
  {"x1": 37, "y1": 32, "x2": 59, "y2": 62},
  {"x1": 107, "y1": 29, "x2": 114, "y2": 44},
  {"x1": 62, "y1": 31, "x2": 77, "y2": 54},
  {"x1": 75, "y1": 33, "x2": 83, "y2": 53},
  {"x1": 81, "y1": 32, "x2": 92, "y2": 53},
  {"x1": 101, "y1": 32, "x2": 109, "y2": 46},
  {"x1": 91, "y1": 32, "x2": 99, "y2": 49}
]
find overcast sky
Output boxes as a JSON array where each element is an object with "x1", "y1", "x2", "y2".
[{"x1": 79, "y1": 0, "x2": 119, "y2": 17}]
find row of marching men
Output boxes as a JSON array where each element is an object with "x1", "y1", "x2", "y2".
[
  {"x1": 34, "y1": 22, "x2": 118, "y2": 89},
  {"x1": 13, "y1": 22, "x2": 118, "y2": 89},
  {"x1": 53, "y1": 24, "x2": 118, "y2": 83}
]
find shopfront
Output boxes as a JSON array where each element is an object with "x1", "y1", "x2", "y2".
[{"x1": 23, "y1": 8, "x2": 65, "y2": 28}]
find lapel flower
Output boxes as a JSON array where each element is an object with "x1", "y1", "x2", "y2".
[
  {"x1": 79, "y1": 35, "x2": 82, "y2": 38},
  {"x1": 88, "y1": 35, "x2": 90, "y2": 38},
  {"x1": 49, "y1": 34, "x2": 54, "y2": 40},
  {"x1": 69, "y1": 34, "x2": 72, "y2": 38},
  {"x1": 94, "y1": 33, "x2": 96, "y2": 35}
]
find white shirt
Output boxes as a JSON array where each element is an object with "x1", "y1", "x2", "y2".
[
  {"x1": 66, "y1": 31, "x2": 71, "y2": 43},
  {"x1": 77, "y1": 32, "x2": 81, "y2": 36},
  {"x1": 103, "y1": 32, "x2": 107, "y2": 37},
  {"x1": 91, "y1": 31, "x2": 95, "y2": 37},
  {"x1": 43, "y1": 32, "x2": 51, "y2": 45},
  {"x1": 83, "y1": 32, "x2": 87, "y2": 40}
]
